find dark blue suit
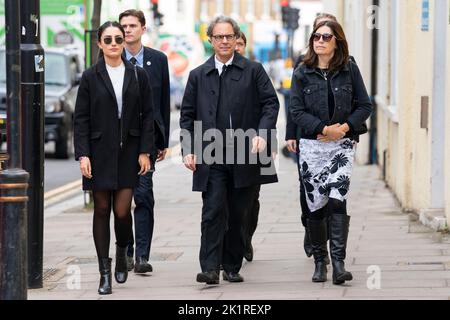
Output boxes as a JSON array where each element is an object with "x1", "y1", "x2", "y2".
[{"x1": 127, "y1": 47, "x2": 170, "y2": 261}]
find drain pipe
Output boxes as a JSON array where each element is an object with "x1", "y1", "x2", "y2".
[{"x1": 369, "y1": 0, "x2": 379, "y2": 164}]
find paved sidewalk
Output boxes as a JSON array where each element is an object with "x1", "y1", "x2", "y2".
[{"x1": 29, "y1": 152, "x2": 450, "y2": 300}]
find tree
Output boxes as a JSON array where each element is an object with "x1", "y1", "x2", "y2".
[{"x1": 90, "y1": 0, "x2": 102, "y2": 65}]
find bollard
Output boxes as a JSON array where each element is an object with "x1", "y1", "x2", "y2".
[{"x1": 0, "y1": 168, "x2": 29, "y2": 300}]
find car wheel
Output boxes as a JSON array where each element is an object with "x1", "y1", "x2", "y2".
[{"x1": 55, "y1": 129, "x2": 73, "y2": 159}]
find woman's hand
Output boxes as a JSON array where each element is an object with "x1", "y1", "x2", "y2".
[
  {"x1": 156, "y1": 149, "x2": 168, "y2": 162},
  {"x1": 138, "y1": 153, "x2": 152, "y2": 175},
  {"x1": 79, "y1": 157, "x2": 92, "y2": 179},
  {"x1": 183, "y1": 154, "x2": 197, "y2": 172},
  {"x1": 286, "y1": 140, "x2": 298, "y2": 153},
  {"x1": 318, "y1": 123, "x2": 348, "y2": 142}
]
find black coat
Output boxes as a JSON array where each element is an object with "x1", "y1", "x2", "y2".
[
  {"x1": 286, "y1": 55, "x2": 358, "y2": 141},
  {"x1": 140, "y1": 47, "x2": 170, "y2": 151},
  {"x1": 180, "y1": 54, "x2": 279, "y2": 192},
  {"x1": 74, "y1": 57, "x2": 154, "y2": 191},
  {"x1": 289, "y1": 61, "x2": 372, "y2": 140}
]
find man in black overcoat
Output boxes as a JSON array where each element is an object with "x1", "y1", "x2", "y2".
[{"x1": 180, "y1": 16, "x2": 279, "y2": 285}]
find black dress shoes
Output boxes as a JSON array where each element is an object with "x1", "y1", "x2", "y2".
[
  {"x1": 222, "y1": 271, "x2": 244, "y2": 283},
  {"x1": 126, "y1": 256, "x2": 134, "y2": 272},
  {"x1": 244, "y1": 242, "x2": 254, "y2": 262},
  {"x1": 196, "y1": 271, "x2": 219, "y2": 285},
  {"x1": 134, "y1": 257, "x2": 153, "y2": 274}
]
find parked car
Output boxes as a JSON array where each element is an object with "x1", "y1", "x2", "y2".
[{"x1": 0, "y1": 47, "x2": 82, "y2": 158}]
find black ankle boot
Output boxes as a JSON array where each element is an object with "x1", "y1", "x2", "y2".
[
  {"x1": 307, "y1": 218, "x2": 329, "y2": 283},
  {"x1": 115, "y1": 245, "x2": 128, "y2": 284},
  {"x1": 332, "y1": 260, "x2": 353, "y2": 285},
  {"x1": 98, "y1": 258, "x2": 112, "y2": 295},
  {"x1": 329, "y1": 214, "x2": 353, "y2": 285}
]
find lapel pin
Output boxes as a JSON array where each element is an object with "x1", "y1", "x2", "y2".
[{"x1": 146, "y1": 61, "x2": 151, "y2": 66}]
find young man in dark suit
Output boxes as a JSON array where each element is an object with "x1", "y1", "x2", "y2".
[{"x1": 119, "y1": 9, "x2": 170, "y2": 273}]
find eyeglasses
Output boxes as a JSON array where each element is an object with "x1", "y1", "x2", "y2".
[
  {"x1": 211, "y1": 34, "x2": 236, "y2": 42},
  {"x1": 102, "y1": 36, "x2": 124, "y2": 45},
  {"x1": 311, "y1": 33, "x2": 334, "y2": 42}
]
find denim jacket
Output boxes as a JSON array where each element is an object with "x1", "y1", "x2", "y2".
[{"x1": 289, "y1": 60, "x2": 372, "y2": 140}]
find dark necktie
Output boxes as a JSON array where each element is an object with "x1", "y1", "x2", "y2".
[
  {"x1": 221, "y1": 64, "x2": 228, "y2": 78},
  {"x1": 130, "y1": 57, "x2": 138, "y2": 66}
]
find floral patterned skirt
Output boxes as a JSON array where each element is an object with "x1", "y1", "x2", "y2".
[{"x1": 299, "y1": 138, "x2": 356, "y2": 213}]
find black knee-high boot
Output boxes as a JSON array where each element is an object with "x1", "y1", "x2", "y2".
[
  {"x1": 115, "y1": 245, "x2": 128, "y2": 284},
  {"x1": 307, "y1": 218, "x2": 328, "y2": 282},
  {"x1": 98, "y1": 258, "x2": 112, "y2": 295},
  {"x1": 303, "y1": 229, "x2": 313, "y2": 257},
  {"x1": 329, "y1": 214, "x2": 353, "y2": 285}
]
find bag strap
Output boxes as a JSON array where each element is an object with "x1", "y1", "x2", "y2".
[{"x1": 133, "y1": 65, "x2": 143, "y2": 130}]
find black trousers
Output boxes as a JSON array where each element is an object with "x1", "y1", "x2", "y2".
[
  {"x1": 242, "y1": 185, "x2": 261, "y2": 246},
  {"x1": 127, "y1": 170, "x2": 155, "y2": 260},
  {"x1": 200, "y1": 164, "x2": 254, "y2": 274}
]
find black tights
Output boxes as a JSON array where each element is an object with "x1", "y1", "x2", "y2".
[
  {"x1": 93, "y1": 189, "x2": 133, "y2": 259},
  {"x1": 307, "y1": 199, "x2": 347, "y2": 220}
]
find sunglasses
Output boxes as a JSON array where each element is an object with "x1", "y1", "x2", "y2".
[
  {"x1": 102, "y1": 36, "x2": 124, "y2": 45},
  {"x1": 311, "y1": 33, "x2": 334, "y2": 42}
]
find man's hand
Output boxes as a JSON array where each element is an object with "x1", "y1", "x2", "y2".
[
  {"x1": 286, "y1": 140, "x2": 297, "y2": 153},
  {"x1": 251, "y1": 136, "x2": 267, "y2": 154},
  {"x1": 183, "y1": 154, "x2": 197, "y2": 172},
  {"x1": 157, "y1": 149, "x2": 168, "y2": 162}
]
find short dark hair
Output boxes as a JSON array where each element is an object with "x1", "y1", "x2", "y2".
[
  {"x1": 303, "y1": 20, "x2": 349, "y2": 73},
  {"x1": 206, "y1": 15, "x2": 240, "y2": 38},
  {"x1": 237, "y1": 31, "x2": 247, "y2": 46},
  {"x1": 119, "y1": 9, "x2": 146, "y2": 27}
]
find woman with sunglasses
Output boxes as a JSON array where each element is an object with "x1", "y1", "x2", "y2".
[
  {"x1": 74, "y1": 21, "x2": 154, "y2": 295},
  {"x1": 287, "y1": 13, "x2": 345, "y2": 262},
  {"x1": 289, "y1": 20, "x2": 372, "y2": 285}
]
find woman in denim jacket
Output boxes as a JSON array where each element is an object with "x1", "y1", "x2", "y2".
[{"x1": 289, "y1": 20, "x2": 372, "y2": 285}]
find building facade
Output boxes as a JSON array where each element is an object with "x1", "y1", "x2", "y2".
[
  {"x1": 193, "y1": 0, "x2": 322, "y2": 62},
  {"x1": 323, "y1": 0, "x2": 450, "y2": 229}
]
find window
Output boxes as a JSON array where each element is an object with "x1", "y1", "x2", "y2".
[
  {"x1": 45, "y1": 53, "x2": 68, "y2": 86},
  {"x1": 246, "y1": 0, "x2": 255, "y2": 20},
  {"x1": 177, "y1": 0, "x2": 184, "y2": 14},
  {"x1": 200, "y1": 0, "x2": 208, "y2": 22},
  {"x1": 231, "y1": 0, "x2": 240, "y2": 17},
  {"x1": 215, "y1": 0, "x2": 224, "y2": 15},
  {"x1": 262, "y1": 0, "x2": 271, "y2": 18}
]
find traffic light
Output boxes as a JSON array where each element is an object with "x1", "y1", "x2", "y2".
[
  {"x1": 151, "y1": 0, "x2": 164, "y2": 26},
  {"x1": 288, "y1": 8, "x2": 300, "y2": 30},
  {"x1": 281, "y1": 6, "x2": 300, "y2": 31}
]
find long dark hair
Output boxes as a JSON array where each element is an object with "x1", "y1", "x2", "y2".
[
  {"x1": 97, "y1": 21, "x2": 125, "y2": 59},
  {"x1": 303, "y1": 20, "x2": 349, "y2": 73}
]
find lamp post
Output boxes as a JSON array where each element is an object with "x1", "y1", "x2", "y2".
[
  {"x1": 0, "y1": 0, "x2": 30, "y2": 300},
  {"x1": 20, "y1": 0, "x2": 45, "y2": 289}
]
